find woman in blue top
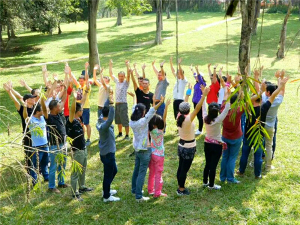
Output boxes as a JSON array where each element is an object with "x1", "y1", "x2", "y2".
[{"x1": 129, "y1": 95, "x2": 164, "y2": 202}]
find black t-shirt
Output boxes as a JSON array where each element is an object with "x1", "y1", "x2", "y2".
[
  {"x1": 135, "y1": 88, "x2": 153, "y2": 112},
  {"x1": 245, "y1": 101, "x2": 271, "y2": 138},
  {"x1": 66, "y1": 118, "x2": 85, "y2": 151},
  {"x1": 46, "y1": 113, "x2": 66, "y2": 145},
  {"x1": 18, "y1": 105, "x2": 33, "y2": 148}
]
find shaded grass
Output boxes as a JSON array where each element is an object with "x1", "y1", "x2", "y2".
[{"x1": 0, "y1": 12, "x2": 300, "y2": 224}]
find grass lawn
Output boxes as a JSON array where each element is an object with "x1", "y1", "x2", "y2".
[{"x1": 0, "y1": 12, "x2": 300, "y2": 224}]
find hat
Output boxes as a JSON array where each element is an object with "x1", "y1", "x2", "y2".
[
  {"x1": 23, "y1": 94, "x2": 37, "y2": 101},
  {"x1": 81, "y1": 70, "x2": 85, "y2": 76},
  {"x1": 179, "y1": 102, "x2": 190, "y2": 113}
]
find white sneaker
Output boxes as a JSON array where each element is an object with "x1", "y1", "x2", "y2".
[
  {"x1": 195, "y1": 130, "x2": 202, "y2": 135},
  {"x1": 136, "y1": 196, "x2": 150, "y2": 202},
  {"x1": 102, "y1": 189, "x2": 117, "y2": 197},
  {"x1": 103, "y1": 195, "x2": 120, "y2": 202},
  {"x1": 208, "y1": 184, "x2": 221, "y2": 190},
  {"x1": 202, "y1": 183, "x2": 209, "y2": 187}
]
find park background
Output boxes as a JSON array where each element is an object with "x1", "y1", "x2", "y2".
[{"x1": 0, "y1": 0, "x2": 300, "y2": 224}]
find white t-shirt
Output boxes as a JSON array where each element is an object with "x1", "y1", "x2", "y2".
[
  {"x1": 173, "y1": 78, "x2": 188, "y2": 100},
  {"x1": 262, "y1": 93, "x2": 283, "y2": 128},
  {"x1": 113, "y1": 76, "x2": 129, "y2": 103},
  {"x1": 218, "y1": 88, "x2": 225, "y2": 105},
  {"x1": 46, "y1": 95, "x2": 60, "y2": 108},
  {"x1": 98, "y1": 85, "x2": 109, "y2": 107}
]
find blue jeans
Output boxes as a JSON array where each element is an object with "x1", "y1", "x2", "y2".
[
  {"x1": 156, "y1": 102, "x2": 165, "y2": 117},
  {"x1": 272, "y1": 117, "x2": 278, "y2": 159},
  {"x1": 241, "y1": 113, "x2": 246, "y2": 137},
  {"x1": 239, "y1": 137, "x2": 263, "y2": 177},
  {"x1": 220, "y1": 137, "x2": 242, "y2": 182},
  {"x1": 100, "y1": 152, "x2": 118, "y2": 199},
  {"x1": 30, "y1": 146, "x2": 49, "y2": 183},
  {"x1": 131, "y1": 148, "x2": 151, "y2": 199},
  {"x1": 49, "y1": 143, "x2": 67, "y2": 189}
]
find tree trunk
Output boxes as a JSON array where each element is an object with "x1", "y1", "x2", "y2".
[
  {"x1": 58, "y1": 22, "x2": 62, "y2": 35},
  {"x1": 160, "y1": 0, "x2": 163, "y2": 30},
  {"x1": 88, "y1": 0, "x2": 100, "y2": 77},
  {"x1": 155, "y1": 0, "x2": 163, "y2": 45},
  {"x1": 238, "y1": 0, "x2": 257, "y2": 74},
  {"x1": 0, "y1": 26, "x2": 3, "y2": 45},
  {"x1": 277, "y1": 0, "x2": 292, "y2": 59},
  {"x1": 252, "y1": 0, "x2": 261, "y2": 35},
  {"x1": 166, "y1": 0, "x2": 171, "y2": 19},
  {"x1": 116, "y1": 6, "x2": 122, "y2": 26},
  {"x1": 11, "y1": 27, "x2": 16, "y2": 39}
]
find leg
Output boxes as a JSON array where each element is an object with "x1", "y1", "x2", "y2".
[
  {"x1": 226, "y1": 137, "x2": 242, "y2": 182},
  {"x1": 101, "y1": 153, "x2": 117, "y2": 199},
  {"x1": 156, "y1": 102, "x2": 165, "y2": 117},
  {"x1": 177, "y1": 156, "x2": 183, "y2": 187},
  {"x1": 135, "y1": 149, "x2": 151, "y2": 199},
  {"x1": 265, "y1": 127, "x2": 275, "y2": 171},
  {"x1": 78, "y1": 149, "x2": 87, "y2": 189},
  {"x1": 30, "y1": 151, "x2": 38, "y2": 183},
  {"x1": 154, "y1": 155, "x2": 165, "y2": 196},
  {"x1": 272, "y1": 117, "x2": 278, "y2": 159},
  {"x1": 125, "y1": 126, "x2": 129, "y2": 136},
  {"x1": 48, "y1": 146, "x2": 57, "y2": 189},
  {"x1": 254, "y1": 146, "x2": 263, "y2": 177},
  {"x1": 40, "y1": 146, "x2": 49, "y2": 180},
  {"x1": 121, "y1": 103, "x2": 130, "y2": 136},
  {"x1": 131, "y1": 152, "x2": 140, "y2": 194},
  {"x1": 82, "y1": 109, "x2": 91, "y2": 140},
  {"x1": 118, "y1": 124, "x2": 123, "y2": 134},
  {"x1": 57, "y1": 144, "x2": 67, "y2": 186},
  {"x1": 239, "y1": 137, "x2": 251, "y2": 174},
  {"x1": 220, "y1": 138, "x2": 230, "y2": 182},
  {"x1": 147, "y1": 155, "x2": 155, "y2": 194},
  {"x1": 203, "y1": 143, "x2": 212, "y2": 184},
  {"x1": 194, "y1": 102, "x2": 203, "y2": 132},
  {"x1": 85, "y1": 124, "x2": 91, "y2": 140},
  {"x1": 71, "y1": 151, "x2": 81, "y2": 195},
  {"x1": 208, "y1": 145, "x2": 223, "y2": 187}
]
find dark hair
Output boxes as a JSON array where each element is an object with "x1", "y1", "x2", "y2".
[
  {"x1": 143, "y1": 78, "x2": 150, "y2": 83},
  {"x1": 118, "y1": 71, "x2": 125, "y2": 76},
  {"x1": 149, "y1": 114, "x2": 164, "y2": 131},
  {"x1": 177, "y1": 109, "x2": 190, "y2": 128},
  {"x1": 230, "y1": 93, "x2": 238, "y2": 104},
  {"x1": 33, "y1": 103, "x2": 42, "y2": 115},
  {"x1": 102, "y1": 106, "x2": 109, "y2": 117},
  {"x1": 204, "y1": 102, "x2": 220, "y2": 124},
  {"x1": 266, "y1": 84, "x2": 278, "y2": 95},
  {"x1": 49, "y1": 100, "x2": 59, "y2": 111},
  {"x1": 131, "y1": 103, "x2": 146, "y2": 121},
  {"x1": 31, "y1": 88, "x2": 38, "y2": 95},
  {"x1": 75, "y1": 103, "x2": 82, "y2": 113},
  {"x1": 222, "y1": 76, "x2": 227, "y2": 83},
  {"x1": 103, "y1": 76, "x2": 110, "y2": 81}
]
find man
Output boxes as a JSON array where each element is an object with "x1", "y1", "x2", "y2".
[
  {"x1": 261, "y1": 70, "x2": 287, "y2": 171},
  {"x1": 41, "y1": 84, "x2": 68, "y2": 193},
  {"x1": 152, "y1": 60, "x2": 169, "y2": 117},
  {"x1": 96, "y1": 88, "x2": 120, "y2": 202},
  {"x1": 71, "y1": 62, "x2": 92, "y2": 146},
  {"x1": 67, "y1": 94, "x2": 93, "y2": 201},
  {"x1": 109, "y1": 59, "x2": 130, "y2": 140},
  {"x1": 3, "y1": 82, "x2": 36, "y2": 174},
  {"x1": 92, "y1": 64, "x2": 110, "y2": 119}
]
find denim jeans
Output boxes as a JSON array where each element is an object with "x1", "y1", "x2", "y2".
[
  {"x1": 264, "y1": 127, "x2": 275, "y2": 171},
  {"x1": 131, "y1": 148, "x2": 151, "y2": 199},
  {"x1": 156, "y1": 102, "x2": 165, "y2": 117},
  {"x1": 30, "y1": 146, "x2": 49, "y2": 183},
  {"x1": 49, "y1": 143, "x2": 67, "y2": 189},
  {"x1": 220, "y1": 136, "x2": 242, "y2": 182},
  {"x1": 241, "y1": 113, "x2": 246, "y2": 137},
  {"x1": 239, "y1": 136, "x2": 263, "y2": 177},
  {"x1": 100, "y1": 152, "x2": 118, "y2": 199},
  {"x1": 272, "y1": 117, "x2": 278, "y2": 159}
]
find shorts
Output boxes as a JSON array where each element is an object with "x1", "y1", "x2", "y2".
[
  {"x1": 82, "y1": 108, "x2": 90, "y2": 125},
  {"x1": 115, "y1": 103, "x2": 129, "y2": 127}
]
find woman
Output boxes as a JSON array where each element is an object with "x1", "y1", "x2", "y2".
[
  {"x1": 202, "y1": 86, "x2": 230, "y2": 190},
  {"x1": 130, "y1": 95, "x2": 164, "y2": 202},
  {"x1": 176, "y1": 86, "x2": 210, "y2": 196}
]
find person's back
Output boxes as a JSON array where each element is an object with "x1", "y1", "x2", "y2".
[
  {"x1": 178, "y1": 115, "x2": 195, "y2": 141},
  {"x1": 222, "y1": 106, "x2": 244, "y2": 140}
]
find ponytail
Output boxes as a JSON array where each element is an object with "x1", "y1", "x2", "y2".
[
  {"x1": 131, "y1": 103, "x2": 146, "y2": 121},
  {"x1": 177, "y1": 114, "x2": 186, "y2": 128}
]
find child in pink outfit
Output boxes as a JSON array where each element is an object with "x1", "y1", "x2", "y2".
[{"x1": 148, "y1": 99, "x2": 171, "y2": 198}]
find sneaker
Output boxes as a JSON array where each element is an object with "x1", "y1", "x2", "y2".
[
  {"x1": 228, "y1": 178, "x2": 240, "y2": 184},
  {"x1": 195, "y1": 130, "x2": 202, "y2": 135},
  {"x1": 73, "y1": 194, "x2": 83, "y2": 201},
  {"x1": 136, "y1": 196, "x2": 150, "y2": 202},
  {"x1": 85, "y1": 140, "x2": 91, "y2": 147},
  {"x1": 132, "y1": 190, "x2": 144, "y2": 196},
  {"x1": 255, "y1": 175, "x2": 262, "y2": 179},
  {"x1": 208, "y1": 185, "x2": 221, "y2": 190},
  {"x1": 79, "y1": 187, "x2": 94, "y2": 193},
  {"x1": 103, "y1": 195, "x2": 120, "y2": 202},
  {"x1": 124, "y1": 136, "x2": 130, "y2": 141},
  {"x1": 102, "y1": 189, "x2": 117, "y2": 197},
  {"x1": 176, "y1": 188, "x2": 190, "y2": 196},
  {"x1": 58, "y1": 184, "x2": 69, "y2": 188},
  {"x1": 202, "y1": 183, "x2": 209, "y2": 187},
  {"x1": 236, "y1": 170, "x2": 244, "y2": 177},
  {"x1": 154, "y1": 193, "x2": 167, "y2": 198},
  {"x1": 116, "y1": 134, "x2": 123, "y2": 138},
  {"x1": 48, "y1": 188, "x2": 60, "y2": 193}
]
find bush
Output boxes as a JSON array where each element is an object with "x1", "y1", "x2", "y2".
[
  {"x1": 197, "y1": 2, "x2": 224, "y2": 12},
  {"x1": 266, "y1": 5, "x2": 299, "y2": 14}
]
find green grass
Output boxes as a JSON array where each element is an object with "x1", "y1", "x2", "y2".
[{"x1": 1, "y1": 12, "x2": 300, "y2": 224}]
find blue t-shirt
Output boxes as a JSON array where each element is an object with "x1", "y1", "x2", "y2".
[{"x1": 29, "y1": 116, "x2": 48, "y2": 147}]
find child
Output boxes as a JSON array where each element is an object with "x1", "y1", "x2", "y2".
[{"x1": 148, "y1": 98, "x2": 171, "y2": 198}]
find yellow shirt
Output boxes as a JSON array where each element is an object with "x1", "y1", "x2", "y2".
[{"x1": 76, "y1": 84, "x2": 91, "y2": 109}]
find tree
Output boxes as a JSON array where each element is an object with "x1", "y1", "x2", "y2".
[
  {"x1": 252, "y1": 0, "x2": 261, "y2": 35},
  {"x1": 155, "y1": 0, "x2": 163, "y2": 45},
  {"x1": 106, "y1": 0, "x2": 152, "y2": 26},
  {"x1": 166, "y1": 0, "x2": 171, "y2": 19},
  {"x1": 88, "y1": 0, "x2": 100, "y2": 75},
  {"x1": 277, "y1": 0, "x2": 292, "y2": 59},
  {"x1": 238, "y1": 0, "x2": 257, "y2": 74}
]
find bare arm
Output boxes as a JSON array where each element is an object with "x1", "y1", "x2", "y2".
[
  {"x1": 131, "y1": 69, "x2": 138, "y2": 91},
  {"x1": 69, "y1": 96, "x2": 76, "y2": 123},
  {"x1": 84, "y1": 62, "x2": 90, "y2": 89},
  {"x1": 152, "y1": 60, "x2": 159, "y2": 76},
  {"x1": 190, "y1": 87, "x2": 210, "y2": 122},
  {"x1": 109, "y1": 59, "x2": 115, "y2": 81},
  {"x1": 42, "y1": 65, "x2": 49, "y2": 86},
  {"x1": 133, "y1": 63, "x2": 140, "y2": 79},
  {"x1": 153, "y1": 95, "x2": 165, "y2": 110},
  {"x1": 19, "y1": 79, "x2": 32, "y2": 92},
  {"x1": 93, "y1": 64, "x2": 102, "y2": 87},
  {"x1": 170, "y1": 57, "x2": 177, "y2": 78},
  {"x1": 3, "y1": 83, "x2": 21, "y2": 111},
  {"x1": 160, "y1": 61, "x2": 166, "y2": 80},
  {"x1": 269, "y1": 77, "x2": 288, "y2": 103},
  {"x1": 163, "y1": 99, "x2": 171, "y2": 127},
  {"x1": 23, "y1": 104, "x2": 28, "y2": 120},
  {"x1": 41, "y1": 97, "x2": 48, "y2": 119},
  {"x1": 178, "y1": 58, "x2": 184, "y2": 80},
  {"x1": 218, "y1": 67, "x2": 226, "y2": 88},
  {"x1": 208, "y1": 64, "x2": 212, "y2": 77},
  {"x1": 142, "y1": 64, "x2": 146, "y2": 78},
  {"x1": 125, "y1": 61, "x2": 131, "y2": 83}
]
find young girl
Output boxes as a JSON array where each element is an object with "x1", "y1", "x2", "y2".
[
  {"x1": 129, "y1": 96, "x2": 164, "y2": 202},
  {"x1": 176, "y1": 86, "x2": 210, "y2": 196},
  {"x1": 202, "y1": 85, "x2": 230, "y2": 190},
  {"x1": 148, "y1": 98, "x2": 171, "y2": 198}
]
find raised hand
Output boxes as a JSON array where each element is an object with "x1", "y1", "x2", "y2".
[
  {"x1": 178, "y1": 58, "x2": 182, "y2": 64},
  {"x1": 100, "y1": 67, "x2": 104, "y2": 74},
  {"x1": 19, "y1": 79, "x2": 26, "y2": 87},
  {"x1": 188, "y1": 83, "x2": 192, "y2": 90},
  {"x1": 159, "y1": 95, "x2": 165, "y2": 103},
  {"x1": 133, "y1": 63, "x2": 137, "y2": 69},
  {"x1": 203, "y1": 86, "x2": 210, "y2": 96},
  {"x1": 85, "y1": 62, "x2": 89, "y2": 70},
  {"x1": 200, "y1": 84, "x2": 205, "y2": 93},
  {"x1": 64, "y1": 65, "x2": 70, "y2": 74},
  {"x1": 142, "y1": 63, "x2": 146, "y2": 70},
  {"x1": 125, "y1": 60, "x2": 130, "y2": 67},
  {"x1": 42, "y1": 65, "x2": 47, "y2": 73},
  {"x1": 94, "y1": 64, "x2": 99, "y2": 70},
  {"x1": 152, "y1": 60, "x2": 156, "y2": 66},
  {"x1": 208, "y1": 63, "x2": 211, "y2": 68},
  {"x1": 165, "y1": 98, "x2": 171, "y2": 106},
  {"x1": 3, "y1": 83, "x2": 9, "y2": 92},
  {"x1": 160, "y1": 61, "x2": 165, "y2": 67},
  {"x1": 190, "y1": 64, "x2": 194, "y2": 71},
  {"x1": 275, "y1": 70, "x2": 281, "y2": 78},
  {"x1": 53, "y1": 73, "x2": 58, "y2": 81},
  {"x1": 109, "y1": 59, "x2": 113, "y2": 67},
  {"x1": 280, "y1": 70, "x2": 285, "y2": 78}
]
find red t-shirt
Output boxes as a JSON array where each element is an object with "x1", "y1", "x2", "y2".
[
  {"x1": 222, "y1": 104, "x2": 244, "y2": 140},
  {"x1": 206, "y1": 81, "x2": 220, "y2": 104},
  {"x1": 64, "y1": 86, "x2": 73, "y2": 116}
]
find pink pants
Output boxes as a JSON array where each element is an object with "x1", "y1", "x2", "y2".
[{"x1": 148, "y1": 154, "x2": 164, "y2": 197}]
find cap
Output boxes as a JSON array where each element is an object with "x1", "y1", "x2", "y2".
[
  {"x1": 179, "y1": 102, "x2": 191, "y2": 113},
  {"x1": 23, "y1": 94, "x2": 37, "y2": 101},
  {"x1": 81, "y1": 70, "x2": 85, "y2": 76}
]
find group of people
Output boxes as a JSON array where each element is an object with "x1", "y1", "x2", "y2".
[{"x1": 2, "y1": 58, "x2": 288, "y2": 202}]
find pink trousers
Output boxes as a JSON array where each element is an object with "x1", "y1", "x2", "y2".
[{"x1": 148, "y1": 154, "x2": 164, "y2": 197}]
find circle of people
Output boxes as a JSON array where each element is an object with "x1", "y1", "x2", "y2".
[{"x1": 2, "y1": 58, "x2": 288, "y2": 202}]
